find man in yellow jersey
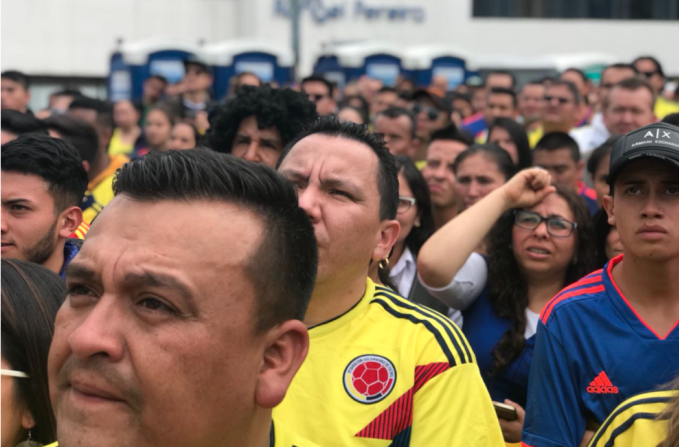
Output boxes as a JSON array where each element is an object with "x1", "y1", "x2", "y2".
[
  {"x1": 275, "y1": 117, "x2": 504, "y2": 446},
  {"x1": 67, "y1": 97, "x2": 129, "y2": 223},
  {"x1": 587, "y1": 387, "x2": 678, "y2": 447},
  {"x1": 633, "y1": 56, "x2": 679, "y2": 120},
  {"x1": 48, "y1": 150, "x2": 321, "y2": 447},
  {"x1": 528, "y1": 80, "x2": 583, "y2": 148}
]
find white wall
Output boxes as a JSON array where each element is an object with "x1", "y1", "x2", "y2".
[{"x1": 2, "y1": 0, "x2": 678, "y2": 78}]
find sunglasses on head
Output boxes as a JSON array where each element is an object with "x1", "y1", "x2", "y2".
[
  {"x1": 412, "y1": 103, "x2": 441, "y2": 121},
  {"x1": 544, "y1": 95, "x2": 571, "y2": 105}
]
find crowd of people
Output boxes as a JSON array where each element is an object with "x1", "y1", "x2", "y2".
[{"x1": 2, "y1": 52, "x2": 679, "y2": 447}]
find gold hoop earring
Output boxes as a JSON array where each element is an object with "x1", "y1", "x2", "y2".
[{"x1": 378, "y1": 257, "x2": 390, "y2": 270}]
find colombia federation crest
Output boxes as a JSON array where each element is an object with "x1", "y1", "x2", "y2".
[{"x1": 343, "y1": 355, "x2": 397, "y2": 404}]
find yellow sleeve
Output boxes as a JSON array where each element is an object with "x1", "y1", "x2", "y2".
[{"x1": 411, "y1": 362, "x2": 505, "y2": 446}]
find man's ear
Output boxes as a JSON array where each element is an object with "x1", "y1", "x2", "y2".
[
  {"x1": 57, "y1": 206, "x2": 83, "y2": 239},
  {"x1": 371, "y1": 219, "x2": 400, "y2": 263},
  {"x1": 254, "y1": 320, "x2": 309, "y2": 409},
  {"x1": 603, "y1": 194, "x2": 615, "y2": 227}
]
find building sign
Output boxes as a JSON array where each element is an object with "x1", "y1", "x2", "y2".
[{"x1": 274, "y1": 0, "x2": 426, "y2": 24}]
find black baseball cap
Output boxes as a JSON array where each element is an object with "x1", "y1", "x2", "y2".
[
  {"x1": 608, "y1": 122, "x2": 679, "y2": 186},
  {"x1": 412, "y1": 89, "x2": 452, "y2": 115},
  {"x1": 182, "y1": 56, "x2": 211, "y2": 74}
]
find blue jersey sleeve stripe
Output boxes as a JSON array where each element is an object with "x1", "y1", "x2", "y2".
[
  {"x1": 599, "y1": 412, "x2": 663, "y2": 447},
  {"x1": 373, "y1": 291, "x2": 473, "y2": 364},
  {"x1": 588, "y1": 395, "x2": 672, "y2": 446},
  {"x1": 372, "y1": 298, "x2": 457, "y2": 366}
]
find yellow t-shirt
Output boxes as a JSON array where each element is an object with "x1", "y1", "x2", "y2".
[
  {"x1": 107, "y1": 128, "x2": 136, "y2": 156},
  {"x1": 587, "y1": 389, "x2": 676, "y2": 447},
  {"x1": 274, "y1": 278, "x2": 504, "y2": 446},
  {"x1": 44, "y1": 420, "x2": 320, "y2": 447},
  {"x1": 655, "y1": 96, "x2": 679, "y2": 120},
  {"x1": 82, "y1": 155, "x2": 129, "y2": 224},
  {"x1": 528, "y1": 127, "x2": 544, "y2": 149}
]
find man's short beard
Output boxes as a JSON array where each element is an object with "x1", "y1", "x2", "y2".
[{"x1": 24, "y1": 219, "x2": 59, "y2": 266}]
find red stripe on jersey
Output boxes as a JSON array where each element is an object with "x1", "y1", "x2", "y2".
[
  {"x1": 578, "y1": 181, "x2": 598, "y2": 201},
  {"x1": 540, "y1": 275, "x2": 603, "y2": 324},
  {"x1": 356, "y1": 362, "x2": 450, "y2": 440},
  {"x1": 462, "y1": 112, "x2": 484, "y2": 125},
  {"x1": 521, "y1": 443, "x2": 536, "y2": 447},
  {"x1": 606, "y1": 255, "x2": 679, "y2": 340}
]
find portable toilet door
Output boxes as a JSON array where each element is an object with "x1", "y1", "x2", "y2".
[
  {"x1": 335, "y1": 42, "x2": 404, "y2": 87},
  {"x1": 403, "y1": 44, "x2": 471, "y2": 90},
  {"x1": 312, "y1": 52, "x2": 346, "y2": 92},
  {"x1": 200, "y1": 40, "x2": 294, "y2": 100},
  {"x1": 111, "y1": 36, "x2": 201, "y2": 101}
]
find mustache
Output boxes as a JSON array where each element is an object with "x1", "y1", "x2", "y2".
[{"x1": 58, "y1": 357, "x2": 144, "y2": 410}]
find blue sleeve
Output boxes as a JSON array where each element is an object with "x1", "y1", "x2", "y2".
[{"x1": 522, "y1": 319, "x2": 586, "y2": 447}]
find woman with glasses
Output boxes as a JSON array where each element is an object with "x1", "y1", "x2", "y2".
[
  {"x1": 2, "y1": 259, "x2": 66, "y2": 447},
  {"x1": 368, "y1": 156, "x2": 445, "y2": 313},
  {"x1": 418, "y1": 168, "x2": 595, "y2": 442}
]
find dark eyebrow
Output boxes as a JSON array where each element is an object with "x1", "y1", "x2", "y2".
[
  {"x1": 123, "y1": 271, "x2": 196, "y2": 313},
  {"x1": 260, "y1": 138, "x2": 282, "y2": 148},
  {"x1": 3, "y1": 198, "x2": 32, "y2": 206},
  {"x1": 65, "y1": 262, "x2": 99, "y2": 282},
  {"x1": 322, "y1": 177, "x2": 362, "y2": 196}
]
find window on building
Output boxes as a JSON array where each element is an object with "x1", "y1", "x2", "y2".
[{"x1": 473, "y1": 0, "x2": 679, "y2": 20}]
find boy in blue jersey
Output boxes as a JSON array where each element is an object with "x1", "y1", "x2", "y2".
[{"x1": 522, "y1": 122, "x2": 679, "y2": 447}]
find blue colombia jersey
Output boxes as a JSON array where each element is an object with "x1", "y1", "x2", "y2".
[
  {"x1": 462, "y1": 285, "x2": 535, "y2": 408},
  {"x1": 522, "y1": 255, "x2": 679, "y2": 447}
]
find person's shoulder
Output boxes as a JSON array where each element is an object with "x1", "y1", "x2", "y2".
[
  {"x1": 539, "y1": 270, "x2": 607, "y2": 327},
  {"x1": 371, "y1": 285, "x2": 475, "y2": 367},
  {"x1": 588, "y1": 389, "x2": 676, "y2": 447}
]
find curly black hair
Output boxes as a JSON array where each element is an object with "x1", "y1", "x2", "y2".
[
  {"x1": 486, "y1": 184, "x2": 596, "y2": 376},
  {"x1": 206, "y1": 85, "x2": 317, "y2": 153}
]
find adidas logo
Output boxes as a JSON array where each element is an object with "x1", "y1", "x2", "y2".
[{"x1": 587, "y1": 371, "x2": 619, "y2": 394}]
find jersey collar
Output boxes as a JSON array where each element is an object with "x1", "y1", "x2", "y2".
[{"x1": 307, "y1": 277, "x2": 375, "y2": 339}]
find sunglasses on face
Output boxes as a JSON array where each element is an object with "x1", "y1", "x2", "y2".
[
  {"x1": 303, "y1": 92, "x2": 329, "y2": 102},
  {"x1": 513, "y1": 210, "x2": 577, "y2": 238},
  {"x1": 397, "y1": 196, "x2": 416, "y2": 214},
  {"x1": 640, "y1": 71, "x2": 658, "y2": 79},
  {"x1": 544, "y1": 95, "x2": 572, "y2": 105},
  {"x1": 412, "y1": 103, "x2": 441, "y2": 121}
]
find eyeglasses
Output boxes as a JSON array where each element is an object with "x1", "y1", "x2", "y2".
[
  {"x1": 513, "y1": 210, "x2": 577, "y2": 238},
  {"x1": 1, "y1": 369, "x2": 29, "y2": 378},
  {"x1": 640, "y1": 71, "x2": 658, "y2": 79},
  {"x1": 544, "y1": 95, "x2": 572, "y2": 105},
  {"x1": 412, "y1": 103, "x2": 441, "y2": 121},
  {"x1": 304, "y1": 93, "x2": 328, "y2": 102},
  {"x1": 397, "y1": 197, "x2": 416, "y2": 214}
]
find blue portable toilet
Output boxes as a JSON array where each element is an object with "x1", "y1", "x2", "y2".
[
  {"x1": 313, "y1": 42, "x2": 404, "y2": 88},
  {"x1": 402, "y1": 44, "x2": 472, "y2": 90},
  {"x1": 200, "y1": 40, "x2": 294, "y2": 100},
  {"x1": 335, "y1": 42, "x2": 404, "y2": 87},
  {"x1": 108, "y1": 36, "x2": 200, "y2": 102}
]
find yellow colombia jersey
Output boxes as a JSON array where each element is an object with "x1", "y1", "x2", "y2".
[
  {"x1": 44, "y1": 420, "x2": 320, "y2": 447},
  {"x1": 82, "y1": 155, "x2": 129, "y2": 224},
  {"x1": 588, "y1": 389, "x2": 677, "y2": 447},
  {"x1": 274, "y1": 278, "x2": 504, "y2": 446}
]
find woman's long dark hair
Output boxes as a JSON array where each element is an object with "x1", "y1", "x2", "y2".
[
  {"x1": 485, "y1": 184, "x2": 595, "y2": 376},
  {"x1": 378, "y1": 156, "x2": 434, "y2": 289},
  {"x1": 593, "y1": 209, "x2": 615, "y2": 269},
  {"x1": 488, "y1": 117, "x2": 532, "y2": 170},
  {"x1": 1, "y1": 259, "x2": 67, "y2": 445},
  {"x1": 395, "y1": 155, "x2": 434, "y2": 256}
]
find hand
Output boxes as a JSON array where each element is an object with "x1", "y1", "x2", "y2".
[
  {"x1": 497, "y1": 399, "x2": 525, "y2": 443},
  {"x1": 195, "y1": 111, "x2": 210, "y2": 133},
  {"x1": 500, "y1": 168, "x2": 555, "y2": 210}
]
